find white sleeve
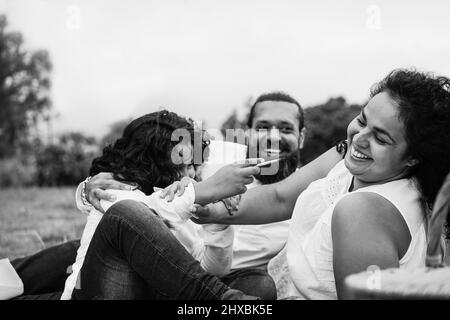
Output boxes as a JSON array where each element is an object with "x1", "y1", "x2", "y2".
[
  {"x1": 0, "y1": 259, "x2": 24, "y2": 300},
  {"x1": 75, "y1": 182, "x2": 92, "y2": 215},
  {"x1": 145, "y1": 182, "x2": 196, "y2": 224},
  {"x1": 145, "y1": 183, "x2": 234, "y2": 276},
  {"x1": 198, "y1": 225, "x2": 234, "y2": 276},
  {"x1": 99, "y1": 189, "x2": 148, "y2": 212}
]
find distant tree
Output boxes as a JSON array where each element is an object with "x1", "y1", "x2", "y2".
[
  {"x1": 35, "y1": 132, "x2": 98, "y2": 186},
  {"x1": 220, "y1": 96, "x2": 253, "y2": 137},
  {"x1": 302, "y1": 97, "x2": 361, "y2": 164},
  {"x1": 0, "y1": 14, "x2": 52, "y2": 158},
  {"x1": 220, "y1": 109, "x2": 245, "y2": 138}
]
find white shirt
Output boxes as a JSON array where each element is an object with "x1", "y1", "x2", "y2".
[
  {"x1": 231, "y1": 179, "x2": 290, "y2": 270},
  {"x1": 61, "y1": 182, "x2": 234, "y2": 300},
  {"x1": 0, "y1": 258, "x2": 23, "y2": 300},
  {"x1": 268, "y1": 160, "x2": 427, "y2": 300}
]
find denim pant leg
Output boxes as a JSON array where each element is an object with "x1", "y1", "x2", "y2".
[
  {"x1": 74, "y1": 200, "x2": 231, "y2": 300},
  {"x1": 11, "y1": 292, "x2": 62, "y2": 300},
  {"x1": 11, "y1": 239, "x2": 80, "y2": 296},
  {"x1": 221, "y1": 267, "x2": 277, "y2": 300}
]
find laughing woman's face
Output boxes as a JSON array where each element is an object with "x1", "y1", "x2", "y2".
[{"x1": 344, "y1": 92, "x2": 417, "y2": 189}]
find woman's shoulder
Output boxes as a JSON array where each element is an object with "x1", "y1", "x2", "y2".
[
  {"x1": 354, "y1": 179, "x2": 425, "y2": 233},
  {"x1": 333, "y1": 191, "x2": 404, "y2": 223},
  {"x1": 332, "y1": 192, "x2": 411, "y2": 254}
]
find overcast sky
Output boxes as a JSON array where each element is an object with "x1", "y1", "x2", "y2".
[{"x1": 1, "y1": 0, "x2": 450, "y2": 138}]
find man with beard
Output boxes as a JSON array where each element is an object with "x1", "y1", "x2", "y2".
[
  {"x1": 1, "y1": 93, "x2": 303, "y2": 300},
  {"x1": 38, "y1": 92, "x2": 303, "y2": 300},
  {"x1": 75, "y1": 92, "x2": 305, "y2": 299},
  {"x1": 218, "y1": 92, "x2": 305, "y2": 298}
]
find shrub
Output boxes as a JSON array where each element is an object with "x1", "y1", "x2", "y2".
[{"x1": 0, "y1": 157, "x2": 37, "y2": 187}]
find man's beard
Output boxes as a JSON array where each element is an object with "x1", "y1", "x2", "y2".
[{"x1": 249, "y1": 137, "x2": 300, "y2": 185}]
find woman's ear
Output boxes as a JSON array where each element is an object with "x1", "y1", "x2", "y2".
[{"x1": 406, "y1": 158, "x2": 419, "y2": 167}]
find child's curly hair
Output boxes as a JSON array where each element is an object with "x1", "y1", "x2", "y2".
[{"x1": 90, "y1": 110, "x2": 209, "y2": 195}]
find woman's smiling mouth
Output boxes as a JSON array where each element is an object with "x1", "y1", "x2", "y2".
[{"x1": 350, "y1": 145, "x2": 372, "y2": 161}]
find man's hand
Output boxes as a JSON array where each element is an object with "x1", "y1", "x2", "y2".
[{"x1": 85, "y1": 172, "x2": 135, "y2": 213}]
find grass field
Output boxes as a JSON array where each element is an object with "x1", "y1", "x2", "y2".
[
  {"x1": 1, "y1": 187, "x2": 449, "y2": 266},
  {"x1": 0, "y1": 187, "x2": 86, "y2": 260}
]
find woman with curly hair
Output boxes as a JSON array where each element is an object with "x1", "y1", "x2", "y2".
[
  {"x1": 71, "y1": 69, "x2": 450, "y2": 300},
  {"x1": 161, "y1": 68, "x2": 450, "y2": 299},
  {"x1": 63, "y1": 110, "x2": 261, "y2": 300}
]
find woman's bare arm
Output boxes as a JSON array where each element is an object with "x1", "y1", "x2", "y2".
[
  {"x1": 332, "y1": 192, "x2": 410, "y2": 299},
  {"x1": 195, "y1": 147, "x2": 343, "y2": 225}
]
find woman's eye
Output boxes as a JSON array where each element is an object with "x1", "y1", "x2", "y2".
[
  {"x1": 375, "y1": 136, "x2": 387, "y2": 145},
  {"x1": 357, "y1": 117, "x2": 366, "y2": 126}
]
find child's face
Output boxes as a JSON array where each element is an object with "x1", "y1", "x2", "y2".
[
  {"x1": 179, "y1": 164, "x2": 196, "y2": 179},
  {"x1": 187, "y1": 165, "x2": 196, "y2": 179}
]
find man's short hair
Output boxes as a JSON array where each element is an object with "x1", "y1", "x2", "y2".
[{"x1": 247, "y1": 91, "x2": 304, "y2": 131}]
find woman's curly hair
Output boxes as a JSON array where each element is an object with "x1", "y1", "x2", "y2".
[
  {"x1": 89, "y1": 110, "x2": 209, "y2": 195},
  {"x1": 371, "y1": 69, "x2": 450, "y2": 237}
]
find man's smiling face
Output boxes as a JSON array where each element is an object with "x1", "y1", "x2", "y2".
[
  {"x1": 248, "y1": 100, "x2": 303, "y2": 161},
  {"x1": 247, "y1": 100, "x2": 304, "y2": 184}
]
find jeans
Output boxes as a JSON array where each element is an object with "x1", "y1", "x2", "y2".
[
  {"x1": 10, "y1": 239, "x2": 80, "y2": 300},
  {"x1": 221, "y1": 267, "x2": 277, "y2": 300},
  {"x1": 72, "y1": 200, "x2": 248, "y2": 300}
]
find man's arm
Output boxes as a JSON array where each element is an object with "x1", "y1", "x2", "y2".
[{"x1": 76, "y1": 173, "x2": 135, "y2": 213}]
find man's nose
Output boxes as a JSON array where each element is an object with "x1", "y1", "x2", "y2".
[
  {"x1": 268, "y1": 127, "x2": 281, "y2": 141},
  {"x1": 264, "y1": 128, "x2": 281, "y2": 147}
]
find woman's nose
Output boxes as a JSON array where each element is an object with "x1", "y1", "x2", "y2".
[{"x1": 353, "y1": 129, "x2": 370, "y2": 148}]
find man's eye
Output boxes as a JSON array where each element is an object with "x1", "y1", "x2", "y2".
[
  {"x1": 357, "y1": 117, "x2": 366, "y2": 126},
  {"x1": 280, "y1": 127, "x2": 293, "y2": 133}
]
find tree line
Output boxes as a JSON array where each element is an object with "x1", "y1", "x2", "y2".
[{"x1": 0, "y1": 13, "x2": 362, "y2": 187}]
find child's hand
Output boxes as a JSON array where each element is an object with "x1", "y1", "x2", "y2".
[{"x1": 156, "y1": 176, "x2": 193, "y2": 202}]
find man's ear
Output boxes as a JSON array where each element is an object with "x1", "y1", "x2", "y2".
[{"x1": 299, "y1": 128, "x2": 306, "y2": 149}]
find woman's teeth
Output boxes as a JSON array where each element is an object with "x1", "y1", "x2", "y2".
[{"x1": 351, "y1": 146, "x2": 370, "y2": 160}]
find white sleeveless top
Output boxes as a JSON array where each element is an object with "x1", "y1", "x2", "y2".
[{"x1": 268, "y1": 160, "x2": 427, "y2": 300}]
